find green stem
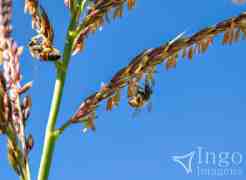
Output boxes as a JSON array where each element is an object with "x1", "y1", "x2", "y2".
[
  {"x1": 37, "y1": 69, "x2": 65, "y2": 180},
  {"x1": 37, "y1": 13, "x2": 78, "y2": 180},
  {"x1": 37, "y1": 1, "x2": 89, "y2": 178}
]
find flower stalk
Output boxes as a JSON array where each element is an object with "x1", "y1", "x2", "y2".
[
  {"x1": 62, "y1": 11, "x2": 246, "y2": 133},
  {"x1": 37, "y1": 7, "x2": 79, "y2": 180}
]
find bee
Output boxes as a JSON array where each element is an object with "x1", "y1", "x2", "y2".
[
  {"x1": 26, "y1": 1, "x2": 61, "y2": 61},
  {"x1": 28, "y1": 35, "x2": 61, "y2": 61},
  {"x1": 128, "y1": 78, "x2": 153, "y2": 109}
]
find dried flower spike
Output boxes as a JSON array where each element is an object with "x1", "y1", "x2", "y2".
[
  {"x1": 25, "y1": 0, "x2": 61, "y2": 61},
  {"x1": 70, "y1": 11, "x2": 246, "y2": 128},
  {"x1": 72, "y1": 0, "x2": 137, "y2": 55}
]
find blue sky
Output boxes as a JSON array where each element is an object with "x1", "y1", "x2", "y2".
[{"x1": 0, "y1": 0, "x2": 246, "y2": 179}]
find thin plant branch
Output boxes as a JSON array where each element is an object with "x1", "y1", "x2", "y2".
[{"x1": 64, "y1": 11, "x2": 246, "y2": 132}]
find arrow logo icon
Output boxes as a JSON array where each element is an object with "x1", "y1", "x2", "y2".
[{"x1": 172, "y1": 151, "x2": 195, "y2": 174}]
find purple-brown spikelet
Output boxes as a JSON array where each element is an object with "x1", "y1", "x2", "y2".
[{"x1": 0, "y1": 0, "x2": 12, "y2": 38}]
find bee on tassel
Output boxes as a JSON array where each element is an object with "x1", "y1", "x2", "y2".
[
  {"x1": 28, "y1": 35, "x2": 61, "y2": 61},
  {"x1": 128, "y1": 78, "x2": 153, "y2": 117},
  {"x1": 26, "y1": 1, "x2": 61, "y2": 61}
]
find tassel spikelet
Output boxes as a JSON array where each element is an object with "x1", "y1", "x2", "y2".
[{"x1": 24, "y1": 0, "x2": 61, "y2": 61}]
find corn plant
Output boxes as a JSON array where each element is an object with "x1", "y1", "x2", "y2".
[{"x1": 0, "y1": 0, "x2": 245, "y2": 180}]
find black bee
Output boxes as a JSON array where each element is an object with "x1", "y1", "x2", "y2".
[{"x1": 128, "y1": 78, "x2": 153, "y2": 109}]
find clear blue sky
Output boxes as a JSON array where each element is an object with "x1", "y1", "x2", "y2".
[{"x1": 1, "y1": 0, "x2": 246, "y2": 179}]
